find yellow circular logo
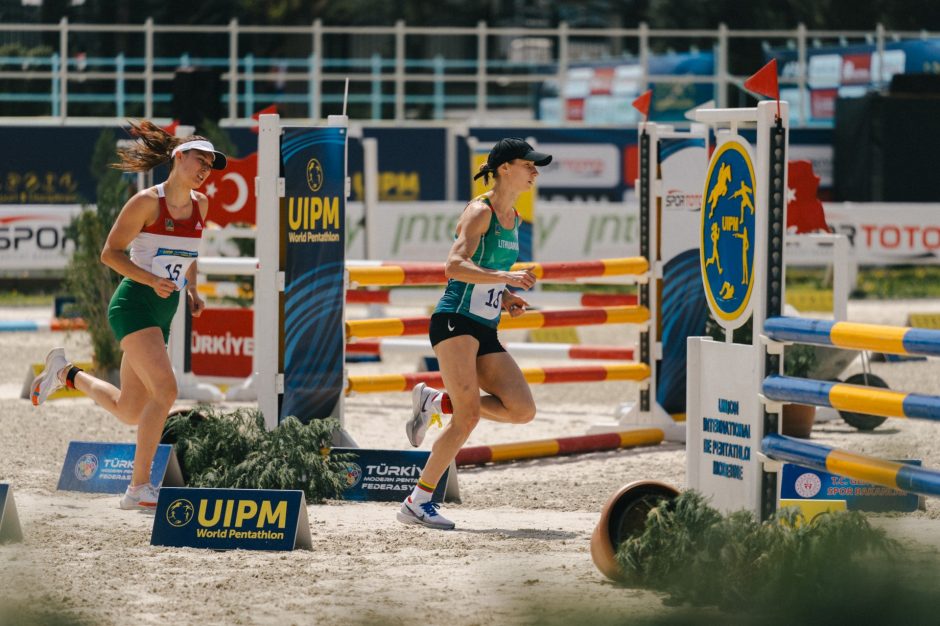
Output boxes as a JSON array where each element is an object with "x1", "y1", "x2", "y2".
[
  {"x1": 700, "y1": 137, "x2": 757, "y2": 330},
  {"x1": 306, "y1": 158, "x2": 324, "y2": 192},
  {"x1": 166, "y1": 498, "x2": 195, "y2": 528}
]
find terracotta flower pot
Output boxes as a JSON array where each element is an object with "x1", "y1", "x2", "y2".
[
  {"x1": 590, "y1": 480, "x2": 679, "y2": 581},
  {"x1": 781, "y1": 403, "x2": 816, "y2": 439}
]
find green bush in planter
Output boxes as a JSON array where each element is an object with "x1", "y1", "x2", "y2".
[{"x1": 162, "y1": 408, "x2": 353, "y2": 503}]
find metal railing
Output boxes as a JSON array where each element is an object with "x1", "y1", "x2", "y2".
[{"x1": 0, "y1": 18, "x2": 937, "y2": 126}]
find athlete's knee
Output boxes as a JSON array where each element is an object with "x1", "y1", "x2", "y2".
[
  {"x1": 513, "y1": 402, "x2": 536, "y2": 424},
  {"x1": 147, "y1": 373, "x2": 178, "y2": 404},
  {"x1": 449, "y1": 412, "x2": 481, "y2": 437}
]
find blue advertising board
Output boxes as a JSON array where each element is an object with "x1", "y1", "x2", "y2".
[
  {"x1": 56, "y1": 442, "x2": 184, "y2": 494},
  {"x1": 0, "y1": 125, "x2": 835, "y2": 208},
  {"x1": 280, "y1": 125, "x2": 347, "y2": 424},
  {"x1": 335, "y1": 448, "x2": 450, "y2": 503},
  {"x1": 0, "y1": 483, "x2": 23, "y2": 543},
  {"x1": 150, "y1": 487, "x2": 312, "y2": 551},
  {"x1": 780, "y1": 462, "x2": 921, "y2": 513}
]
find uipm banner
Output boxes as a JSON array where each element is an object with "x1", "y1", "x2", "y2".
[{"x1": 151, "y1": 487, "x2": 312, "y2": 551}]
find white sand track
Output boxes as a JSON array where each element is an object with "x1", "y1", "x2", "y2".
[{"x1": 1, "y1": 300, "x2": 939, "y2": 624}]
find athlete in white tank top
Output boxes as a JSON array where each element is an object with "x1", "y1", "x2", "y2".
[{"x1": 128, "y1": 182, "x2": 204, "y2": 290}]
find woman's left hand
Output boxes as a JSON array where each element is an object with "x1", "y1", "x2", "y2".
[
  {"x1": 502, "y1": 291, "x2": 529, "y2": 317},
  {"x1": 188, "y1": 290, "x2": 206, "y2": 318}
]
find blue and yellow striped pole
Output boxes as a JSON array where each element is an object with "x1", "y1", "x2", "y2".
[
  {"x1": 762, "y1": 374, "x2": 940, "y2": 421},
  {"x1": 763, "y1": 433, "x2": 940, "y2": 498},
  {"x1": 765, "y1": 316, "x2": 940, "y2": 358}
]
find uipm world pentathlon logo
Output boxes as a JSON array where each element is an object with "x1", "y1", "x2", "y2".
[{"x1": 700, "y1": 136, "x2": 757, "y2": 330}]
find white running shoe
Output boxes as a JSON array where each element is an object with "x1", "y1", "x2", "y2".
[
  {"x1": 30, "y1": 347, "x2": 69, "y2": 406},
  {"x1": 406, "y1": 382, "x2": 439, "y2": 447},
  {"x1": 397, "y1": 497, "x2": 455, "y2": 530},
  {"x1": 119, "y1": 483, "x2": 160, "y2": 510}
]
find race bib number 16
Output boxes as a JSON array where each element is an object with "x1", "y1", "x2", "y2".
[{"x1": 151, "y1": 247, "x2": 197, "y2": 290}]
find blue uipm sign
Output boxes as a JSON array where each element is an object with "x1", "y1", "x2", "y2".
[
  {"x1": 56, "y1": 442, "x2": 184, "y2": 494},
  {"x1": 150, "y1": 487, "x2": 312, "y2": 551},
  {"x1": 780, "y1": 462, "x2": 922, "y2": 513},
  {"x1": 0, "y1": 483, "x2": 23, "y2": 543},
  {"x1": 334, "y1": 448, "x2": 454, "y2": 503}
]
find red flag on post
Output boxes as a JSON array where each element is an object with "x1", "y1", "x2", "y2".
[
  {"x1": 632, "y1": 89, "x2": 653, "y2": 121},
  {"x1": 161, "y1": 119, "x2": 180, "y2": 137},
  {"x1": 251, "y1": 104, "x2": 278, "y2": 133},
  {"x1": 743, "y1": 59, "x2": 781, "y2": 119}
]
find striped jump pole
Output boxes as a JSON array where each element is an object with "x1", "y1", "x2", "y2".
[
  {"x1": 346, "y1": 288, "x2": 637, "y2": 308},
  {"x1": 762, "y1": 374, "x2": 940, "y2": 422},
  {"x1": 197, "y1": 281, "x2": 253, "y2": 299},
  {"x1": 763, "y1": 433, "x2": 940, "y2": 499},
  {"x1": 198, "y1": 256, "x2": 259, "y2": 275},
  {"x1": 346, "y1": 257, "x2": 650, "y2": 286},
  {"x1": 346, "y1": 337, "x2": 634, "y2": 361},
  {"x1": 455, "y1": 429, "x2": 664, "y2": 467},
  {"x1": 346, "y1": 362, "x2": 650, "y2": 394},
  {"x1": 765, "y1": 316, "x2": 940, "y2": 359},
  {"x1": 345, "y1": 305, "x2": 650, "y2": 339},
  {"x1": 0, "y1": 318, "x2": 88, "y2": 332}
]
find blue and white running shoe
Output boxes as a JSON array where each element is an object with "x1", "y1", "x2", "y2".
[{"x1": 397, "y1": 497, "x2": 455, "y2": 530}]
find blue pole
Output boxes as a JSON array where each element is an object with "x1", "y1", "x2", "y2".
[
  {"x1": 245, "y1": 53, "x2": 254, "y2": 118},
  {"x1": 433, "y1": 55, "x2": 444, "y2": 120},
  {"x1": 116, "y1": 53, "x2": 125, "y2": 118},
  {"x1": 371, "y1": 53, "x2": 381, "y2": 120},
  {"x1": 51, "y1": 54, "x2": 59, "y2": 117}
]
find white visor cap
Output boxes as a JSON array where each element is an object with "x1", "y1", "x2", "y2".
[{"x1": 171, "y1": 140, "x2": 227, "y2": 170}]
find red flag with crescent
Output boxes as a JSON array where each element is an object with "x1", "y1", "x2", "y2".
[
  {"x1": 198, "y1": 152, "x2": 257, "y2": 226},
  {"x1": 786, "y1": 160, "x2": 829, "y2": 234}
]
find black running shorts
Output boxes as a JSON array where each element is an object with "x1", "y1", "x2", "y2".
[{"x1": 428, "y1": 312, "x2": 506, "y2": 356}]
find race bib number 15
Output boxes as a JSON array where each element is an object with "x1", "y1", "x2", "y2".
[{"x1": 151, "y1": 247, "x2": 197, "y2": 290}]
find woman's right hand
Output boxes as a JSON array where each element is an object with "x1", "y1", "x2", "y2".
[
  {"x1": 150, "y1": 276, "x2": 178, "y2": 298},
  {"x1": 503, "y1": 268, "x2": 536, "y2": 290}
]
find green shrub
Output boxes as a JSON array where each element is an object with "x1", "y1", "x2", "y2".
[
  {"x1": 162, "y1": 408, "x2": 352, "y2": 503},
  {"x1": 64, "y1": 129, "x2": 127, "y2": 372},
  {"x1": 616, "y1": 490, "x2": 940, "y2": 621}
]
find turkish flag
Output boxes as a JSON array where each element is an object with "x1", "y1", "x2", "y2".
[
  {"x1": 198, "y1": 152, "x2": 257, "y2": 227},
  {"x1": 632, "y1": 89, "x2": 652, "y2": 119},
  {"x1": 786, "y1": 160, "x2": 829, "y2": 234},
  {"x1": 162, "y1": 119, "x2": 180, "y2": 137},
  {"x1": 743, "y1": 59, "x2": 779, "y2": 100}
]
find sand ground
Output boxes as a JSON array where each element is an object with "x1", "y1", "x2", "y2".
[{"x1": 1, "y1": 301, "x2": 939, "y2": 625}]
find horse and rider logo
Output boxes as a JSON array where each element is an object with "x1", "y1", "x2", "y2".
[{"x1": 700, "y1": 137, "x2": 756, "y2": 329}]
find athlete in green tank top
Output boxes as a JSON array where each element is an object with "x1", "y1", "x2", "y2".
[
  {"x1": 398, "y1": 137, "x2": 553, "y2": 531},
  {"x1": 434, "y1": 196, "x2": 521, "y2": 327}
]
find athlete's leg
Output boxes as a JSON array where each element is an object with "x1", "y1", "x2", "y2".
[
  {"x1": 476, "y1": 351, "x2": 536, "y2": 424},
  {"x1": 67, "y1": 353, "x2": 149, "y2": 426},
  {"x1": 418, "y1": 335, "x2": 482, "y2": 487},
  {"x1": 119, "y1": 327, "x2": 178, "y2": 486}
]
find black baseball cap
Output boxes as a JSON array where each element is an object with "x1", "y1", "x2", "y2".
[{"x1": 474, "y1": 137, "x2": 552, "y2": 180}]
